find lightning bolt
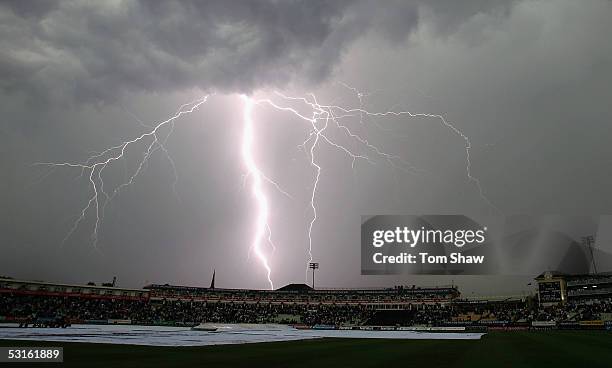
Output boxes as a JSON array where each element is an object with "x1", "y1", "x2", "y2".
[
  {"x1": 37, "y1": 85, "x2": 498, "y2": 290},
  {"x1": 241, "y1": 96, "x2": 274, "y2": 289},
  {"x1": 35, "y1": 96, "x2": 211, "y2": 251},
  {"x1": 254, "y1": 87, "x2": 498, "y2": 280}
]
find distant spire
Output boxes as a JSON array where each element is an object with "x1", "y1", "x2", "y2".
[{"x1": 210, "y1": 270, "x2": 215, "y2": 289}]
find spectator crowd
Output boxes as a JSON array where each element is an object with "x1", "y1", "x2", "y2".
[{"x1": 1, "y1": 293, "x2": 610, "y2": 327}]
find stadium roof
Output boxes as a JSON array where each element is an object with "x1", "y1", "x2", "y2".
[
  {"x1": 535, "y1": 271, "x2": 612, "y2": 280},
  {"x1": 0, "y1": 277, "x2": 147, "y2": 292},
  {"x1": 534, "y1": 271, "x2": 567, "y2": 280},
  {"x1": 276, "y1": 284, "x2": 313, "y2": 292}
]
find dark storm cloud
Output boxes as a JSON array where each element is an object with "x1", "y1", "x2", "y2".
[
  {"x1": 0, "y1": 0, "x2": 512, "y2": 103},
  {"x1": 0, "y1": 0, "x2": 61, "y2": 18}
]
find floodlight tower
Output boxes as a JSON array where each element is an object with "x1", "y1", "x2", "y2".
[
  {"x1": 582, "y1": 235, "x2": 598, "y2": 274},
  {"x1": 309, "y1": 262, "x2": 319, "y2": 289}
]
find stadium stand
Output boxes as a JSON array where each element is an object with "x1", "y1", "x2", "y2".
[{"x1": 1, "y1": 273, "x2": 611, "y2": 330}]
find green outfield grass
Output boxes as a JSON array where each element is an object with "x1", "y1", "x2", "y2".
[{"x1": 1, "y1": 332, "x2": 611, "y2": 368}]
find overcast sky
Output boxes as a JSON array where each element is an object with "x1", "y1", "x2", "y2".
[{"x1": 1, "y1": 0, "x2": 611, "y2": 296}]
